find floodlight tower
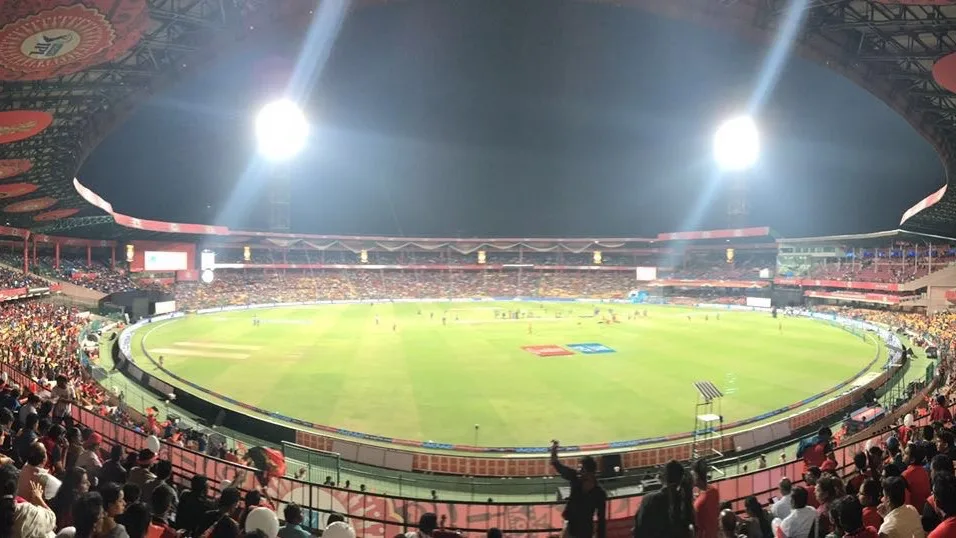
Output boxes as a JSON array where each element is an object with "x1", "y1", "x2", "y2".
[
  {"x1": 255, "y1": 99, "x2": 309, "y2": 233},
  {"x1": 713, "y1": 116, "x2": 759, "y2": 228}
]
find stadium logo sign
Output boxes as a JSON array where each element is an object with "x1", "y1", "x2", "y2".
[
  {"x1": 0, "y1": 182, "x2": 38, "y2": 199},
  {"x1": 521, "y1": 345, "x2": 575, "y2": 357},
  {"x1": 0, "y1": 159, "x2": 32, "y2": 180},
  {"x1": 0, "y1": 111, "x2": 53, "y2": 144},
  {"x1": 566, "y1": 343, "x2": 616, "y2": 354},
  {"x1": 0, "y1": 5, "x2": 116, "y2": 76},
  {"x1": 3, "y1": 196, "x2": 56, "y2": 213}
]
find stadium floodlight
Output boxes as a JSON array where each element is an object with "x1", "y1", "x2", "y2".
[
  {"x1": 255, "y1": 99, "x2": 309, "y2": 161},
  {"x1": 713, "y1": 116, "x2": 759, "y2": 172}
]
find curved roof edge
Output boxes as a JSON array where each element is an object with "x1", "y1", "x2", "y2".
[
  {"x1": 72, "y1": 178, "x2": 777, "y2": 245},
  {"x1": 901, "y1": 184, "x2": 949, "y2": 227}
]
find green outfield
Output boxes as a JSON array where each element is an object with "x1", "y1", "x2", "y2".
[{"x1": 130, "y1": 303, "x2": 879, "y2": 447}]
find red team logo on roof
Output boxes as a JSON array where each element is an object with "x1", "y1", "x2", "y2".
[
  {"x1": 34, "y1": 208, "x2": 78, "y2": 221},
  {"x1": 0, "y1": 5, "x2": 115, "y2": 74},
  {"x1": 0, "y1": 159, "x2": 32, "y2": 180},
  {"x1": 0, "y1": 1, "x2": 150, "y2": 80},
  {"x1": 4, "y1": 196, "x2": 56, "y2": 213},
  {"x1": 0, "y1": 183, "x2": 38, "y2": 199}
]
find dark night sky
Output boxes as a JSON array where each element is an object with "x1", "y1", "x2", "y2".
[{"x1": 77, "y1": 0, "x2": 945, "y2": 238}]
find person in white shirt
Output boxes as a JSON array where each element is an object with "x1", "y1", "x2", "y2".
[
  {"x1": 50, "y1": 376, "x2": 75, "y2": 422},
  {"x1": 772, "y1": 478, "x2": 794, "y2": 521},
  {"x1": 879, "y1": 476, "x2": 926, "y2": 538},
  {"x1": 775, "y1": 486, "x2": 816, "y2": 538},
  {"x1": 74, "y1": 434, "x2": 102, "y2": 478},
  {"x1": 18, "y1": 395, "x2": 39, "y2": 427},
  {"x1": 17, "y1": 443, "x2": 60, "y2": 503}
]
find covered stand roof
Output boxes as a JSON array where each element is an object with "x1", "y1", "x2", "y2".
[
  {"x1": 780, "y1": 228, "x2": 956, "y2": 247},
  {"x1": 2, "y1": 1, "x2": 956, "y2": 238},
  {"x1": 57, "y1": 178, "x2": 778, "y2": 252}
]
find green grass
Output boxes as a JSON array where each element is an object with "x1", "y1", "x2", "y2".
[{"x1": 131, "y1": 303, "x2": 877, "y2": 447}]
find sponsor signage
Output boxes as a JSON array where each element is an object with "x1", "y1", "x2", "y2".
[
  {"x1": 566, "y1": 343, "x2": 615, "y2": 354},
  {"x1": 521, "y1": 345, "x2": 574, "y2": 357}
]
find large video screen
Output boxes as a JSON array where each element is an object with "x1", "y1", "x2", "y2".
[
  {"x1": 145, "y1": 251, "x2": 187, "y2": 272},
  {"x1": 201, "y1": 250, "x2": 216, "y2": 271},
  {"x1": 635, "y1": 267, "x2": 658, "y2": 281},
  {"x1": 154, "y1": 301, "x2": 176, "y2": 315},
  {"x1": 746, "y1": 297, "x2": 772, "y2": 308}
]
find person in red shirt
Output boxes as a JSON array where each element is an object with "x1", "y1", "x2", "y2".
[
  {"x1": 930, "y1": 473, "x2": 956, "y2": 538},
  {"x1": 847, "y1": 452, "x2": 869, "y2": 496},
  {"x1": 900, "y1": 423, "x2": 915, "y2": 448},
  {"x1": 932, "y1": 396, "x2": 954, "y2": 425},
  {"x1": 858, "y1": 478, "x2": 884, "y2": 530},
  {"x1": 693, "y1": 459, "x2": 719, "y2": 538},
  {"x1": 830, "y1": 495, "x2": 878, "y2": 538},
  {"x1": 798, "y1": 427, "x2": 833, "y2": 471},
  {"x1": 822, "y1": 452, "x2": 839, "y2": 473},
  {"x1": 904, "y1": 443, "x2": 933, "y2": 512}
]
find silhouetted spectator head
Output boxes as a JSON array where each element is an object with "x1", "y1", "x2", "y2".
[
  {"x1": 935, "y1": 472, "x2": 956, "y2": 518},
  {"x1": 883, "y1": 476, "x2": 907, "y2": 508},
  {"x1": 418, "y1": 513, "x2": 438, "y2": 535},
  {"x1": 791, "y1": 486, "x2": 808, "y2": 509}
]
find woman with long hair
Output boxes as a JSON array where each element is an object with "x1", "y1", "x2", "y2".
[
  {"x1": 99, "y1": 482, "x2": 127, "y2": 538},
  {"x1": 64, "y1": 429, "x2": 82, "y2": 474},
  {"x1": 814, "y1": 475, "x2": 842, "y2": 536},
  {"x1": 693, "y1": 459, "x2": 720, "y2": 538},
  {"x1": 50, "y1": 467, "x2": 89, "y2": 529},
  {"x1": 742, "y1": 496, "x2": 772, "y2": 538},
  {"x1": 71, "y1": 492, "x2": 105, "y2": 538},
  {"x1": 634, "y1": 459, "x2": 694, "y2": 538},
  {"x1": 40, "y1": 425, "x2": 66, "y2": 476}
]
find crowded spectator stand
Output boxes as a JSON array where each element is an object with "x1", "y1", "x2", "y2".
[{"x1": 0, "y1": 290, "x2": 944, "y2": 538}]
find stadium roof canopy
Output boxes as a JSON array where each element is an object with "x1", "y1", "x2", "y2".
[
  {"x1": 3, "y1": 1, "x2": 956, "y2": 238},
  {"x1": 3, "y1": 180, "x2": 774, "y2": 252},
  {"x1": 779, "y1": 229, "x2": 956, "y2": 247}
]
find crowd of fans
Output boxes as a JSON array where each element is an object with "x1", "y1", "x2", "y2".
[
  {"x1": 630, "y1": 436, "x2": 956, "y2": 538},
  {"x1": 0, "y1": 253, "x2": 134, "y2": 295},
  {"x1": 31, "y1": 258, "x2": 139, "y2": 295},
  {"x1": 0, "y1": 299, "x2": 330, "y2": 538},
  {"x1": 808, "y1": 263, "x2": 935, "y2": 284},
  {"x1": 216, "y1": 249, "x2": 645, "y2": 267},
  {"x1": 0, "y1": 267, "x2": 47, "y2": 290},
  {"x1": 173, "y1": 270, "x2": 639, "y2": 310},
  {"x1": 669, "y1": 258, "x2": 773, "y2": 281},
  {"x1": 824, "y1": 308, "x2": 956, "y2": 358}
]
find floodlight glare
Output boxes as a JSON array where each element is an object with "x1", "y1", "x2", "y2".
[
  {"x1": 713, "y1": 116, "x2": 759, "y2": 172},
  {"x1": 255, "y1": 99, "x2": 309, "y2": 161}
]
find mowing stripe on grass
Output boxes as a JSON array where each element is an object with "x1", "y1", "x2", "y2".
[
  {"x1": 151, "y1": 348, "x2": 249, "y2": 360},
  {"x1": 174, "y1": 342, "x2": 262, "y2": 351}
]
